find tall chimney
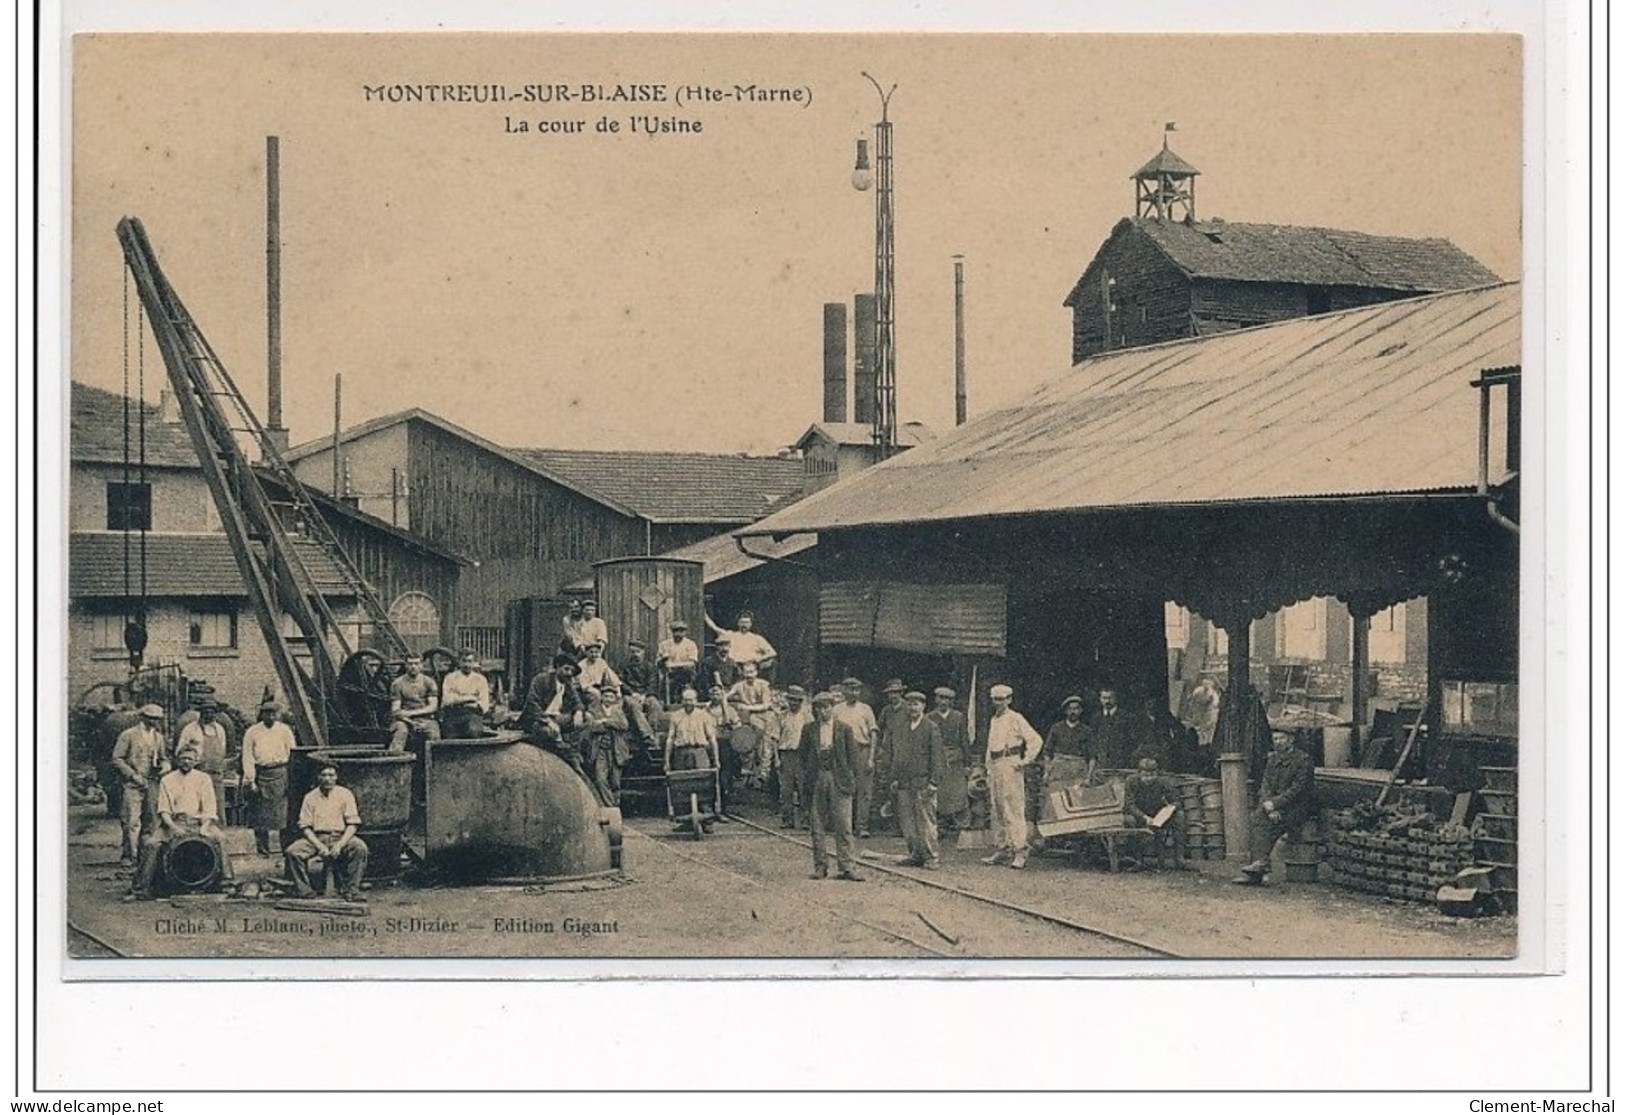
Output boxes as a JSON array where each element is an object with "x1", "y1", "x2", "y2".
[
  {"x1": 822, "y1": 302, "x2": 848, "y2": 423},
  {"x1": 853, "y1": 292, "x2": 878, "y2": 427},
  {"x1": 953, "y1": 255, "x2": 967, "y2": 426},
  {"x1": 266, "y1": 135, "x2": 288, "y2": 451},
  {"x1": 331, "y1": 373, "x2": 342, "y2": 497}
]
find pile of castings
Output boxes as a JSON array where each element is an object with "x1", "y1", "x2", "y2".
[{"x1": 1324, "y1": 802, "x2": 1475, "y2": 904}]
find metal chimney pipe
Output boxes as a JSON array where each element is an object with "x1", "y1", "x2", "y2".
[
  {"x1": 331, "y1": 373, "x2": 342, "y2": 497},
  {"x1": 853, "y1": 292, "x2": 877, "y2": 426},
  {"x1": 822, "y1": 302, "x2": 848, "y2": 423},
  {"x1": 266, "y1": 136, "x2": 287, "y2": 449},
  {"x1": 953, "y1": 255, "x2": 967, "y2": 426}
]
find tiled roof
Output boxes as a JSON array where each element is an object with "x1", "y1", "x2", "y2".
[
  {"x1": 70, "y1": 382, "x2": 201, "y2": 468},
  {"x1": 793, "y1": 422, "x2": 937, "y2": 450},
  {"x1": 741, "y1": 284, "x2": 1520, "y2": 537},
  {"x1": 1134, "y1": 218, "x2": 1501, "y2": 291},
  {"x1": 69, "y1": 531, "x2": 356, "y2": 599},
  {"x1": 514, "y1": 449, "x2": 805, "y2": 524}
]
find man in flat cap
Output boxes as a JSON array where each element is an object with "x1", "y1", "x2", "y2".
[
  {"x1": 657, "y1": 620, "x2": 702, "y2": 703},
  {"x1": 620, "y1": 639, "x2": 654, "y2": 697},
  {"x1": 928, "y1": 687, "x2": 972, "y2": 830},
  {"x1": 799, "y1": 691, "x2": 863, "y2": 881},
  {"x1": 773, "y1": 685, "x2": 813, "y2": 828},
  {"x1": 109, "y1": 703, "x2": 169, "y2": 866},
  {"x1": 577, "y1": 639, "x2": 621, "y2": 692},
  {"x1": 175, "y1": 698, "x2": 231, "y2": 821},
  {"x1": 890, "y1": 691, "x2": 946, "y2": 869},
  {"x1": 874, "y1": 679, "x2": 909, "y2": 816},
  {"x1": 834, "y1": 677, "x2": 880, "y2": 837},
  {"x1": 1046, "y1": 695, "x2": 1097, "y2": 780},
  {"x1": 241, "y1": 698, "x2": 297, "y2": 856},
  {"x1": 982, "y1": 684, "x2": 1044, "y2": 868}
]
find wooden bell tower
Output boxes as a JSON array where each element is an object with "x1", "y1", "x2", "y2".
[{"x1": 1133, "y1": 134, "x2": 1199, "y2": 222}]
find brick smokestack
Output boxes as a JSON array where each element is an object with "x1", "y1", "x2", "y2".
[
  {"x1": 853, "y1": 292, "x2": 877, "y2": 427},
  {"x1": 822, "y1": 302, "x2": 848, "y2": 423},
  {"x1": 265, "y1": 135, "x2": 288, "y2": 452}
]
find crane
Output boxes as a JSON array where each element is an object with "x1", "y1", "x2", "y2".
[{"x1": 116, "y1": 216, "x2": 407, "y2": 750}]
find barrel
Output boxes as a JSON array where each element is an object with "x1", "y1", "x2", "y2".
[
  {"x1": 290, "y1": 748, "x2": 415, "y2": 881},
  {"x1": 162, "y1": 833, "x2": 222, "y2": 893},
  {"x1": 592, "y1": 557, "x2": 706, "y2": 670}
]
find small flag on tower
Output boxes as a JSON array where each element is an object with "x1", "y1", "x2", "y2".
[{"x1": 1165, "y1": 121, "x2": 1178, "y2": 132}]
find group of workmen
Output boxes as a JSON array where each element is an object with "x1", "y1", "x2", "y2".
[{"x1": 108, "y1": 699, "x2": 369, "y2": 902}]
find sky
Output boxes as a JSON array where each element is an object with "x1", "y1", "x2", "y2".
[{"x1": 69, "y1": 33, "x2": 1522, "y2": 456}]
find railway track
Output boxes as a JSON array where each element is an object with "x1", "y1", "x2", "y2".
[{"x1": 723, "y1": 812, "x2": 1186, "y2": 959}]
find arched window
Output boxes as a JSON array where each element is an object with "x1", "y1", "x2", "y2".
[{"x1": 388, "y1": 592, "x2": 441, "y2": 651}]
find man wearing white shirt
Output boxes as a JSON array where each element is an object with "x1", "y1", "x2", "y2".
[
  {"x1": 657, "y1": 620, "x2": 702, "y2": 702},
  {"x1": 241, "y1": 699, "x2": 297, "y2": 856},
  {"x1": 441, "y1": 649, "x2": 492, "y2": 738},
  {"x1": 577, "y1": 641, "x2": 621, "y2": 691},
  {"x1": 126, "y1": 744, "x2": 233, "y2": 899},
  {"x1": 705, "y1": 610, "x2": 777, "y2": 673},
  {"x1": 981, "y1": 684, "x2": 1044, "y2": 869}
]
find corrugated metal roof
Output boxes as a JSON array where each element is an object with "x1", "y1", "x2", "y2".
[
  {"x1": 516, "y1": 448, "x2": 804, "y2": 524},
  {"x1": 1135, "y1": 219, "x2": 1501, "y2": 291},
  {"x1": 70, "y1": 531, "x2": 356, "y2": 599},
  {"x1": 70, "y1": 382, "x2": 201, "y2": 468},
  {"x1": 741, "y1": 283, "x2": 1520, "y2": 537}
]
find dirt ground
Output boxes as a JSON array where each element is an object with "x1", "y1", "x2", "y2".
[{"x1": 63, "y1": 801, "x2": 1516, "y2": 962}]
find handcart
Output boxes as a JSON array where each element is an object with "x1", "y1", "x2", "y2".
[{"x1": 665, "y1": 757, "x2": 723, "y2": 839}]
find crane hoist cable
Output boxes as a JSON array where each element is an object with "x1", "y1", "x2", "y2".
[{"x1": 119, "y1": 266, "x2": 149, "y2": 671}]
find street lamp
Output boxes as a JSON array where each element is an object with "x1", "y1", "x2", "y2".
[{"x1": 852, "y1": 73, "x2": 897, "y2": 455}]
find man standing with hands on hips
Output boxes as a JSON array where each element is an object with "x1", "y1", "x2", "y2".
[{"x1": 981, "y1": 683, "x2": 1044, "y2": 869}]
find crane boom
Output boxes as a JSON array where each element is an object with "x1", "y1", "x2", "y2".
[{"x1": 116, "y1": 216, "x2": 408, "y2": 749}]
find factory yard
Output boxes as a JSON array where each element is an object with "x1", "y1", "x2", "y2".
[{"x1": 65, "y1": 800, "x2": 1516, "y2": 963}]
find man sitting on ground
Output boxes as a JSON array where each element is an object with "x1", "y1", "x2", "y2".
[{"x1": 126, "y1": 742, "x2": 234, "y2": 900}]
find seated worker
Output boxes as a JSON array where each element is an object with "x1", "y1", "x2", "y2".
[
  {"x1": 664, "y1": 687, "x2": 719, "y2": 772},
  {"x1": 284, "y1": 761, "x2": 369, "y2": 902},
  {"x1": 1123, "y1": 751, "x2": 1185, "y2": 868},
  {"x1": 440, "y1": 648, "x2": 491, "y2": 738},
  {"x1": 126, "y1": 742, "x2": 234, "y2": 901},
  {"x1": 389, "y1": 651, "x2": 441, "y2": 753},
  {"x1": 620, "y1": 639, "x2": 654, "y2": 697},
  {"x1": 656, "y1": 620, "x2": 701, "y2": 703},
  {"x1": 575, "y1": 600, "x2": 609, "y2": 653},
  {"x1": 530, "y1": 654, "x2": 591, "y2": 780},
  {"x1": 576, "y1": 640, "x2": 621, "y2": 691},
  {"x1": 1233, "y1": 731, "x2": 1316, "y2": 886}
]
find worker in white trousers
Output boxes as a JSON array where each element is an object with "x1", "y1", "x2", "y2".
[{"x1": 980, "y1": 683, "x2": 1044, "y2": 869}]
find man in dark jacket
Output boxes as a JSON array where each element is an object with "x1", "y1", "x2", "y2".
[
  {"x1": 1085, "y1": 687, "x2": 1145, "y2": 772},
  {"x1": 1234, "y1": 731, "x2": 1316, "y2": 885},
  {"x1": 799, "y1": 691, "x2": 864, "y2": 881},
  {"x1": 889, "y1": 691, "x2": 946, "y2": 869}
]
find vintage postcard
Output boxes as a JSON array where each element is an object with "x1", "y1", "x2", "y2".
[{"x1": 56, "y1": 30, "x2": 1530, "y2": 972}]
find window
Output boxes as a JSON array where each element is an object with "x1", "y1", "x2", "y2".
[
  {"x1": 1164, "y1": 602, "x2": 1191, "y2": 649},
  {"x1": 388, "y1": 592, "x2": 441, "y2": 650},
  {"x1": 1206, "y1": 623, "x2": 1228, "y2": 656},
  {"x1": 188, "y1": 608, "x2": 238, "y2": 652},
  {"x1": 90, "y1": 613, "x2": 126, "y2": 653},
  {"x1": 106, "y1": 482, "x2": 152, "y2": 531},
  {"x1": 1369, "y1": 602, "x2": 1408, "y2": 664},
  {"x1": 1278, "y1": 597, "x2": 1328, "y2": 660}
]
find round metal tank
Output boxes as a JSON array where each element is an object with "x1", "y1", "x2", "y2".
[
  {"x1": 162, "y1": 833, "x2": 222, "y2": 893},
  {"x1": 291, "y1": 748, "x2": 415, "y2": 881},
  {"x1": 424, "y1": 738, "x2": 622, "y2": 881},
  {"x1": 593, "y1": 556, "x2": 706, "y2": 668}
]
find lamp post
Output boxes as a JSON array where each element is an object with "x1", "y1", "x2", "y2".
[{"x1": 851, "y1": 73, "x2": 897, "y2": 456}]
